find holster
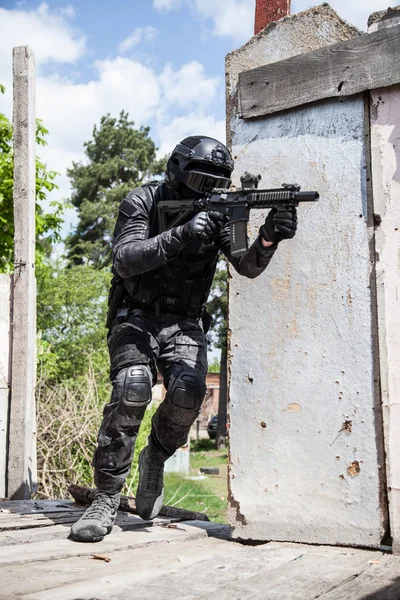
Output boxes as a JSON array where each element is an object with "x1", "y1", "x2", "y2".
[
  {"x1": 201, "y1": 311, "x2": 213, "y2": 334},
  {"x1": 106, "y1": 277, "x2": 127, "y2": 329}
]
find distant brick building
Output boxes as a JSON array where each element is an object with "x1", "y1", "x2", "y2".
[{"x1": 152, "y1": 372, "x2": 220, "y2": 437}]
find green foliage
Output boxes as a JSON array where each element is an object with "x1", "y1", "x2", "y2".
[
  {"x1": 163, "y1": 447, "x2": 228, "y2": 523},
  {"x1": 66, "y1": 111, "x2": 167, "y2": 267},
  {"x1": 36, "y1": 361, "x2": 156, "y2": 499},
  {"x1": 0, "y1": 85, "x2": 64, "y2": 273},
  {"x1": 190, "y1": 439, "x2": 221, "y2": 453},
  {"x1": 164, "y1": 472, "x2": 227, "y2": 522},
  {"x1": 36, "y1": 262, "x2": 111, "y2": 381},
  {"x1": 208, "y1": 356, "x2": 220, "y2": 373}
]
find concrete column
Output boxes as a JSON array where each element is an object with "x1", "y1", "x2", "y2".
[
  {"x1": 369, "y1": 8, "x2": 400, "y2": 556},
  {"x1": 7, "y1": 46, "x2": 37, "y2": 499},
  {"x1": 254, "y1": 0, "x2": 291, "y2": 34},
  {"x1": 0, "y1": 275, "x2": 11, "y2": 498},
  {"x1": 226, "y1": 6, "x2": 387, "y2": 547}
]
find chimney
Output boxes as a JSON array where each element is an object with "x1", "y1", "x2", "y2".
[{"x1": 254, "y1": 0, "x2": 291, "y2": 35}]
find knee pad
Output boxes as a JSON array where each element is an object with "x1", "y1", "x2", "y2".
[
  {"x1": 115, "y1": 365, "x2": 152, "y2": 408},
  {"x1": 168, "y1": 371, "x2": 206, "y2": 411}
]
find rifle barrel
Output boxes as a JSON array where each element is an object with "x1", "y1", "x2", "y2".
[{"x1": 247, "y1": 189, "x2": 319, "y2": 207}]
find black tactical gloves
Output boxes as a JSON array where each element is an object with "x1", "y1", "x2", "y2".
[
  {"x1": 259, "y1": 207, "x2": 297, "y2": 244},
  {"x1": 180, "y1": 211, "x2": 223, "y2": 243}
]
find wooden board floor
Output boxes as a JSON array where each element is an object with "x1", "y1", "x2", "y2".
[{"x1": 0, "y1": 500, "x2": 399, "y2": 599}]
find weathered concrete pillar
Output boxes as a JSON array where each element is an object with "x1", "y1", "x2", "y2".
[
  {"x1": 368, "y1": 7, "x2": 400, "y2": 555},
  {"x1": 254, "y1": 0, "x2": 291, "y2": 34},
  {"x1": 7, "y1": 46, "x2": 37, "y2": 499},
  {"x1": 0, "y1": 275, "x2": 11, "y2": 498},
  {"x1": 226, "y1": 6, "x2": 388, "y2": 547}
]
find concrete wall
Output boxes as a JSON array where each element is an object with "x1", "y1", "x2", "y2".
[
  {"x1": 0, "y1": 274, "x2": 11, "y2": 498},
  {"x1": 226, "y1": 5, "x2": 387, "y2": 546},
  {"x1": 370, "y1": 83, "x2": 400, "y2": 553}
]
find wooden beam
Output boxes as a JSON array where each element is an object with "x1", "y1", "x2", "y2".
[
  {"x1": 7, "y1": 46, "x2": 37, "y2": 500},
  {"x1": 239, "y1": 25, "x2": 400, "y2": 118}
]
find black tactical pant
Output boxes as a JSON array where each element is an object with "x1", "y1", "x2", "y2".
[{"x1": 93, "y1": 308, "x2": 208, "y2": 494}]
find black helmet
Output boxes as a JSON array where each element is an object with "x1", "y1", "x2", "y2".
[{"x1": 166, "y1": 135, "x2": 234, "y2": 197}]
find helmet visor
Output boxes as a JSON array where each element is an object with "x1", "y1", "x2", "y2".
[{"x1": 184, "y1": 170, "x2": 231, "y2": 193}]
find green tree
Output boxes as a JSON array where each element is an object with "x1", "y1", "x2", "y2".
[
  {"x1": 0, "y1": 86, "x2": 64, "y2": 273},
  {"x1": 66, "y1": 111, "x2": 167, "y2": 268},
  {"x1": 36, "y1": 262, "x2": 111, "y2": 381}
]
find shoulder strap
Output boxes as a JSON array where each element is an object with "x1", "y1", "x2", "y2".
[{"x1": 142, "y1": 181, "x2": 161, "y2": 235}]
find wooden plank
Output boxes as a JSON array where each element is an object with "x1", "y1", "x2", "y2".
[
  {"x1": 0, "y1": 512, "x2": 86, "y2": 530},
  {"x1": 2, "y1": 537, "x2": 240, "y2": 598},
  {"x1": 8, "y1": 46, "x2": 37, "y2": 500},
  {"x1": 22, "y1": 541, "x2": 307, "y2": 600},
  {"x1": 0, "y1": 521, "x2": 212, "y2": 566},
  {"x1": 33, "y1": 543, "x2": 386, "y2": 600},
  {"x1": 0, "y1": 500, "x2": 80, "y2": 514},
  {"x1": 0, "y1": 524, "x2": 76, "y2": 546},
  {"x1": 239, "y1": 25, "x2": 400, "y2": 118},
  {"x1": 0, "y1": 510, "x2": 165, "y2": 531},
  {"x1": 180, "y1": 520, "x2": 231, "y2": 540},
  {"x1": 0, "y1": 514, "x2": 174, "y2": 546},
  {"x1": 320, "y1": 554, "x2": 400, "y2": 598}
]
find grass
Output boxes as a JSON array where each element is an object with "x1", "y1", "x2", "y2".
[{"x1": 163, "y1": 440, "x2": 229, "y2": 523}]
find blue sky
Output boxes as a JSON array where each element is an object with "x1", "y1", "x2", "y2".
[{"x1": 0, "y1": 0, "x2": 391, "y2": 235}]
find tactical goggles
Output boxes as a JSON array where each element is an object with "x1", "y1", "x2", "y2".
[{"x1": 183, "y1": 170, "x2": 231, "y2": 193}]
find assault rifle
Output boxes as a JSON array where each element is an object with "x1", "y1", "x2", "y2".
[{"x1": 158, "y1": 172, "x2": 319, "y2": 256}]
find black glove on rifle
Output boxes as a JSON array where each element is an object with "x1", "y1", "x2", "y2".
[
  {"x1": 180, "y1": 211, "x2": 223, "y2": 243},
  {"x1": 260, "y1": 207, "x2": 297, "y2": 244}
]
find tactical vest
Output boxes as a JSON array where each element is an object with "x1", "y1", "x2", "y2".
[{"x1": 107, "y1": 182, "x2": 220, "y2": 325}]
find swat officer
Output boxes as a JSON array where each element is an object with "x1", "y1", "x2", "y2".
[{"x1": 70, "y1": 135, "x2": 297, "y2": 542}]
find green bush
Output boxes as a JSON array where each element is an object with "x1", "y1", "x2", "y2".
[{"x1": 35, "y1": 362, "x2": 157, "y2": 499}]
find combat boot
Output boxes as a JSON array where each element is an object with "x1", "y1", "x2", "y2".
[
  {"x1": 136, "y1": 446, "x2": 164, "y2": 520},
  {"x1": 70, "y1": 490, "x2": 121, "y2": 542}
]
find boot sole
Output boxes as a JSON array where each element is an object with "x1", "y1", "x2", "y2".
[{"x1": 70, "y1": 523, "x2": 114, "y2": 543}]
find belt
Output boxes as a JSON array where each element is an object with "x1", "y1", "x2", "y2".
[{"x1": 126, "y1": 296, "x2": 201, "y2": 319}]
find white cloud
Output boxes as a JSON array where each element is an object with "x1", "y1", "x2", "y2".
[
  {"x1": 152, "y1": 0, "x2": 254, "y2": 43},
  {"x1": 154, "y1": 0, "x2": 184, "y2": 10},
  {"x1": 314, "y1": 0, "x2": 397, "y2": 30},
  {"x1": 153, "y1": 0, "x2": 396, "y2": 43},
  {"x1": 118, "y1": 26, "x2": 158, "y2": 54},
  {"x1": 157, "y1": 113, "x2": 226, "y2": 158},
  {"x1": 35, "y1": 58, "x2": 161, "y2": 157},
  {"x1": 159, "y1": 61, "x2": 220, "y2": 109},
  {"x1": 1, "y1": 4, "x2": 226, "y2": 232},
  {"x1": 0, "y1": 2, "x2": 86, "y2": 81},
  {"x1": 193, "y1": 0, "x2": 254, "y2": 43},
  {"x1": 60, "y1": 4, "x2": 76, "y2": 19}
]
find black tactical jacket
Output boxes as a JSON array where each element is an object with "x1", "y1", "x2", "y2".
[{"x1": 112, "y1": 181, "x2": 276, "y2": 318}]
